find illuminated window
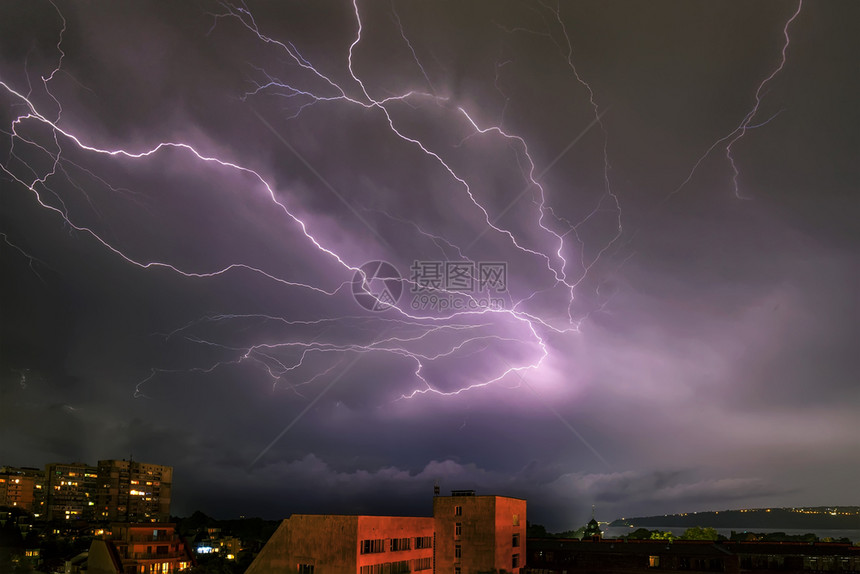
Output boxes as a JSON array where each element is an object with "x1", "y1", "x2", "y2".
[
  {"x1": 513, "y1": 514, "x2": 519, "y2": 526},
  {"x1": 649, "y1": 556, "x2": 660, "y2": 568}
]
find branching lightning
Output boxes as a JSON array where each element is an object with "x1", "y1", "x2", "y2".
[
  {"x1": 1, "y1": 0, "x2": 804, "y2": 443},
  {"x1": 669, "y1": 0, "x2": 803, "y2": 201}
]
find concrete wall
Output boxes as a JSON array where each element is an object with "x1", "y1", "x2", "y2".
[
  {"x1": 289, "y1": 515, "x2": 359, "y2": 574},
  {"x1": 245, "y1": 515, "x2": 359, "y2": 574},
  {"x1": 493, "y1": 497, "x2": 526, "y2": 573},
  {"x1": 245, "y1": 500, "x2": 525, "y2": 574},
  {"x1": 434, "y1": 495, "x2": 526, "y2": 574},
  {"x1": 356, "y1": 516, "x2": 435, "y2": 572}
]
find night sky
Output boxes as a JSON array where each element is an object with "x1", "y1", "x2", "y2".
[{"x1": 1, "y1": 1, "x2": 858, "y2": 531}]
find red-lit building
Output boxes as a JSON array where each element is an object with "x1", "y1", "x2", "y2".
[
  {"x1": 246, "y1": 514, "x2": 435, "y2": 574},
  {"x1": 87, "y1": 522, "x2": 194, "y2": 574},
  {"x1": 434, "y1": 491, "x2": 526, "y2": 574},
  {"x1": 245, "y1": 491, "x2": 526, "y2": 574}
]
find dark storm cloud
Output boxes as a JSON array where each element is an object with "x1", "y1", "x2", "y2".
[{"x1": 1, "y1": 0, "x2": 858, "y2": 529}]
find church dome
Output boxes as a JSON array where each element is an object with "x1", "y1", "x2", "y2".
[{"x1": 584, "y1": 518, "x2": 601, "y2": 537}]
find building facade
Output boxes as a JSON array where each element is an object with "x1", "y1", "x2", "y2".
[
  {"x1": 87, "y1": 522, "x2": 194, "y2": 574},
  {"x1": 433, "y1": 491, "x2": 526, "y2": 574},
  {"x1": 246, "y1": 491, "x2": 526, "y2": 574},
  {"x1": 1, "y1": 459, "x2": 172, "y2": 523},
  {"x1": 96, "y1": 460, "x2": 173, "y2": 522},
  {"x1": 0, "y1": 466, "x2": 45, "y2": 515},
  {"x1": 45, "y1": 462, "x2": 99, "y2": 521},
  {"x1": 194, "y1": 527, "x2": 243, "y2": 560},
  {"x1": 246, "y1": 514, "x2": 436, "y2": 574},
  {"x1": 525, "y1": 538, "x2": 860, "y2": 574}
]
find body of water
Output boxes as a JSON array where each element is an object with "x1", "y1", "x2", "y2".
[{"x1": 602, "y1": 525, "x2": 860, "y2": 543}]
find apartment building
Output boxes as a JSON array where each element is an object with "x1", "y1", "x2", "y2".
[
  {"x1": 87, "y1": 522, "x2": 194, "y2": 574},
  {"x1": 0, "y1": 466, "x2": 45, "y2": 515},
  {"x1": 96, "y1": 459, "x2": 173, "y2": 522},
  {"x1": 1, "y1": 459, "x2": 172, "y2": 523},
  {"x1": 246, "y1": 514, "x2": 435, "y2": 574},
  {"x1": 434, "y1": 490, "x2": 526, "y2": 574},
  {"x1": 45, "y1": 462, "x2": 99, "y2": 521},
  {"x1": 246, "y1": 490, "x2": 526, "y2": 574}
]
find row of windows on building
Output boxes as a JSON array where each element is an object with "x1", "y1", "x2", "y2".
[
  {"x1": 358, "y1": 560, "x2": 414, "y2": 574},
  {"x1": 133, "y1": 562, "x2": 189, "y2": 573},
  {"x1": 360, "y1": 537, "x2": 433, "y2": 554},
  {"x1": 1, "y1": 462, "x2": 171, "y2": 521}
]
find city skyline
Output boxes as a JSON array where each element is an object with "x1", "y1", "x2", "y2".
[{"x1": 1, "y1": 0, "x2": 858, "y2": 531}]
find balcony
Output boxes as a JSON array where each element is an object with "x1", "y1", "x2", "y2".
[
  {"x1": 122, "y1": 550, "x2": 189, "y2": 561},
  {"x1": 123, "y1": 534, "x2": 178, "y2": 543}
]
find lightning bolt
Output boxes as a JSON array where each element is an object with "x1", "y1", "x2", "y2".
[
  {"x1": 0, "y1": 0, "x2": 806, "y2": 464},
  {"x1": 668, "y1": 0, "x2": 803, "y2": 201}
]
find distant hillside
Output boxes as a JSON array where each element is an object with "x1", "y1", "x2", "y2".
[{"x1": 610, "y1": 507, "x2": 860, "y2": 530}]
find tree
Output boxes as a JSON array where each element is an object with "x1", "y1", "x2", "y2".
[
  {"x1": 650, "y1": 530, "x2": 676, "y2": 541},
  {"x1": 552, "y1": 527, "x2": 585, "y2": 539},
  {"x1": 680, "y1": 526, "x2": 720, "y2": 541},
  {"x1": 627, "y1": 528, "x2": 652, "y2": 540},
  {"x1": 526, "y1": 522, "x2": 548, "y2": 538}
]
